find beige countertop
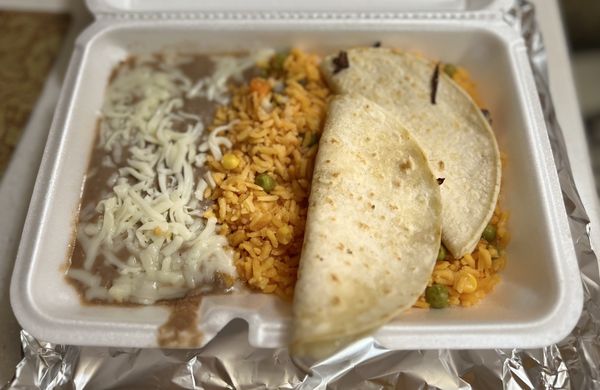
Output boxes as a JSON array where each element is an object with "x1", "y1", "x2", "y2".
[
  {"x1": 0, "y1": 1, "x2": 88, "y2": 384},
  {"x1": 0, "y1": 9, "x2": 69, "y2": 382}
]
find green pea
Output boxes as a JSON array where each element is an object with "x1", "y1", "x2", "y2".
[
  {"x1": 425, "y1": 284, "x2": 449, "y2": 309},
  {"x1": 255, "y1": 173, "x2": 276, "y2": 193},
  {"x1": 271, "y1": 52, "x2": 288, "y2": 72},
  {"x1": 437, "y1": 245, "x2": 447, "y2": 261},
  {"x1": 443, "y1": 63, "x2": 457, "y2": 78},
  {"x1": 482, "y1": 224, "x2": 497, "y2": 242},
  {"x1": 307, "y1": 132, "x2": 320, "y2": 147},
  {"x1": 258, "y1": 67, "x2": 269, "y2": 78}
]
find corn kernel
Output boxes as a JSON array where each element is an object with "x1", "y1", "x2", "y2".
[
  {"x1": 222, "y1": 153, "x2": 240, "y2": 170},
  {"x1": 277, "y1": 225, "x2": 292, "y2": 245},
  {"x1": 454, "y1": 272, "x2": 478, "y2": 294}
]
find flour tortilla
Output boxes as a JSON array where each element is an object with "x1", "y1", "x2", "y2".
[
  {"x1": 321, "y1": 48, "x2": 501, "y2": 258},
  {"x1": 291, "y1": 95, "x2": 442, "y2": 358}
]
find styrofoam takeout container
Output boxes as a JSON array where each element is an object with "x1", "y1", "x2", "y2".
[{"x1": 10, "y1": 0, "x2": 584, "y2": 349}]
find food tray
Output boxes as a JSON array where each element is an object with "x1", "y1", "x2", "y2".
[{"x1": 9, "y1": 0, "x2": 583, "y2": 350}]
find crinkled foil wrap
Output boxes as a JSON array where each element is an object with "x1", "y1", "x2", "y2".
[{"x1": 5, "y1": 1, "x2": 600, "y2": 389}]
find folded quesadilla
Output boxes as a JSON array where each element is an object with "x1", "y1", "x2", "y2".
[
  {"x1": 321, "y1": 48, "x2": 501, "y2": 258},
  {"x1": 291, "y1": 95, "x2": 442, "y2": 358}
]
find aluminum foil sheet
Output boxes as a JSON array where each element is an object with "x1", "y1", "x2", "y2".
[{"x1": 4, "y1": 1, "x2": 600, "y2": 389}]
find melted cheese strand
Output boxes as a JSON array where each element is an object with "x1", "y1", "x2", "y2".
[{"x1": 187, "y1": 49, "x2": 274, "y2": 104}]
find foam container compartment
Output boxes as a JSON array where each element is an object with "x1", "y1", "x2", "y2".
[{"x1": 10, "y1": 0, "x2": 584, "y2": 349}]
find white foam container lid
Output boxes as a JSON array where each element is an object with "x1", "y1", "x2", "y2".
[{"x1": 10, "y1": 0, "x2": 583, "y2": 350}]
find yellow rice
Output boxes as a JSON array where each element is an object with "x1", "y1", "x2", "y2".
[
  {"x1": 205, "y1": 49, "x2": 330, "y2": 299},
  {"x1": 414, "y1": 204, "x2": 510, "y2": 308},
  {"x1": 207, "y1": 51, "x2": 509, "y2": 307}
]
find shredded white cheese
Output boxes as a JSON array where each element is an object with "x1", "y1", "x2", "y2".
[
  {"x1": 70, "y1": 56, "x2": 252, "y2": 304},
  {"x1": 187, "y1": 49, "x2": 274, "y2": 104}
]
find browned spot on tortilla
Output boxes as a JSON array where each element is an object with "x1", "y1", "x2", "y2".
[
  {"x1": 438, "y1": 160, "x2": 445, "y2": 170},
  {"x1": 317, "y1": 255, "x2": 324, "y2": 262},
  {"x1": 329, "y1": 138, "x2": 339, "y2": 144},
  {"x1": 358, "y1": 222, "x2": 369, "y2": 230},
  {"x1": 337, "y1": 242, "x2": 345, "y2": 251},
  {"x1": 331, "y1": 296, "x2": 341, "y2": 305},
  {"x1": 325, "y1": 159, "x2": 331, "y2": 163},
  {"x1": 325, "y1": 197, "x2": 334, "y2": 205},
  {"x1": 392, "y1": 179, "x2": 401, "y2": 187},
  {"x1": 383, "y1": 287, "x2": 391, "y2": 294},
  {"x1": 366, "y1": 136, "x2": 371, "y2": 141},
  {"x1": 368, "y1": 191, "x2": 375, "y2": 197},
  {"x1": 399, "y1": 157, "x2": 413, "y2": 171},
  {"x1": 389, "y1": 203, "x2": 398, "y2": 210},
  {"x1": 332, "y1": 51, "x2": 349, "y2": 74},
  {"x1": 330, "y1": 273, "x2": 339, "y2": 282},
  {"x1": 369, "y1": 203, "x2": 375, "y2": 210},
  {"x1": 430, "y1": 62, "x2": 441, "y2": 104},
  {"x1": 332, "y1": 172, "x2": 340, "y2": 178},
  {"x1": 346, "y1": 249, "x2": 353, "y2": 255}
]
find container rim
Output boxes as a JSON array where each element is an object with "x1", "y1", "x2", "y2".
[{"x1": 85, "y1": 0, "x2": 515, "y2": 18}]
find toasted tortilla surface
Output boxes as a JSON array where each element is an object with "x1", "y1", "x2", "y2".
[
  {"x1": 291, "y1": 95, "x2": 442, "y2": 358},
  {"x1": 321, "y1": 48, "x2": 501, "y2": 258}
]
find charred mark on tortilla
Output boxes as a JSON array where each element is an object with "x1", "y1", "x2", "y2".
[
  {"x1": 437, "y1": 177, "x2": 445, "y2": 185},
  {"x1": 332, "y1": 51, "x2": 349, "y2": 74},
  {"x1": 430, "y1": 62, "x2": 441, "y2": 105},
  {"x1": 481, "y1": 109, "x2": 493, "y2": 124},
  {"x1": 372, "y1": 41, "x2": 382, "y2": 48}
]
